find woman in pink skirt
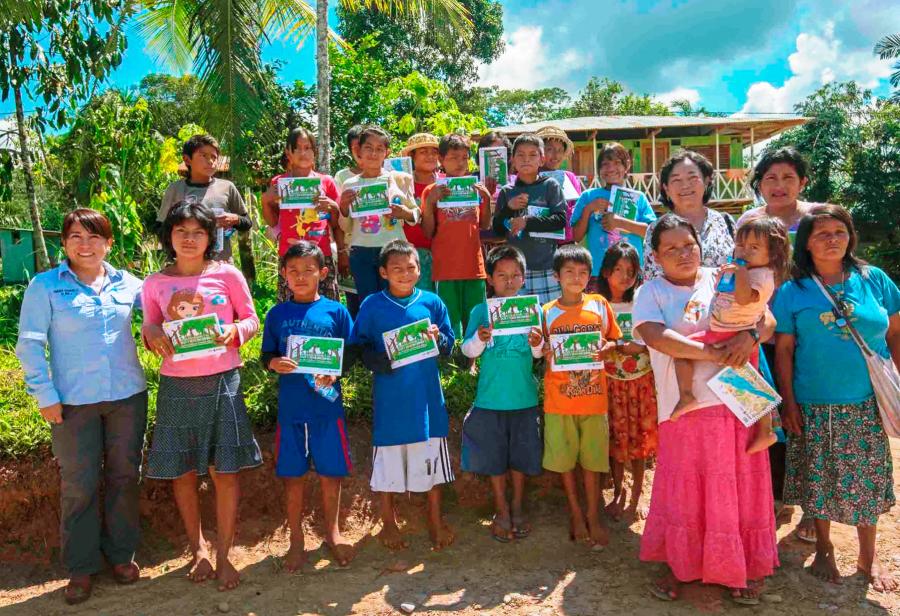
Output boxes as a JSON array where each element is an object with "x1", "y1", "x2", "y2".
[{"x1": 633, "y1": 214, "x2": 779, "y2": 605}]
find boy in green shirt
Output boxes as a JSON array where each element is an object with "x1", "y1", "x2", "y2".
[{"x1": 461, "y1": 245, "x2": 544, "y2": 542}]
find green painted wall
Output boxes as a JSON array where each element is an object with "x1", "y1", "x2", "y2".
[{"x1": 572, "y1": 134, "x2": 745, "y2": 173}]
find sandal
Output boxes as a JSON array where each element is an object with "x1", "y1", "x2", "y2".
[
  {"x1": 491, "y1": 514, "x2": 513, "y2": 543},
  {"x1": 63, "y1": 575, "x2": 92, "y2": 605},
  {"x1": 649, "y1": 573, "x2": 679, "y2": 601},
  {"x1": 511, "y1": 513, "x2": 531, "y2": 539},
  {"x1": 796, "y1": 516, "x2": 817, "y2": 543},
  {"x1": 730, "y1": 579, "x2": 763, "y2": 606}
]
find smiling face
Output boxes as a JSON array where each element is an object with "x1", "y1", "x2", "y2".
[
  {"x1": 555, "y1": 259, "x2": 591, "y2": 297},
  {"x1": 599, "y1": 156, "x2": 629, "y2": 187},
  {"x1": 663, "y1": 159, "x2": 709, "y2": 211},
  {"x1": 440, "y1": 147, "x2": 470, "y2": 177},
  {"x1": 654, "y1": 226, "x2": 702, "y2": 284},
  {"x1": 358, "y1": 135, "x2": 389, "y2": 176},
  {"x1": 604, "y1": 258, "x2": 637, "y2": 299},
  {"x1": 380, "y1": 252, "x2": 420, "y2": 297},
  {"x1": 542, "y1": 139, "x2": 568, "y2": 171},
  {"x1": 286, "y1": 136, "x2": 316, "y2": 174},
  {"x1": 63, "y1": 221, "x2": 113, "y2": 271},
  {"x1": 758, "y1": 162, "x2": 807, "y2": 210},
  {"x1": 170, "y1": 217, "x2": 210, "y2": 261},
  {"x1": 282, "y1": 254, "x2": 324, "y2": 302},
  {"x1": 412, "y1": 146, "x2": 440, "y2": 175}
]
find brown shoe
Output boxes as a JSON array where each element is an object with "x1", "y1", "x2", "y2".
[
  {"x1": 112, "y1": 561, "x2": 141, "y2": 585},
  {"x1": 63, "y1": 575, "x2": 92, "y2": 605}
]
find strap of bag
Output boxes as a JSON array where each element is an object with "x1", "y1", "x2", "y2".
[{"x1": 810, "y1": 274, "x2": 876, "y2": 358}]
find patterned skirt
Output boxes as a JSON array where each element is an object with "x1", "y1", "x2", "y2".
[
  {"x1": 784, "y1": 396, "x2": 895, "y2": 526},
  {"x1": 523, "y1": 268, "x2": 561, "y2": 306},
  {"x1": 608, "y1": 372, "x2": 659, "y2": 463},
  {"x1": 147, "y1": 369, "x2": 263, "y2": 479}
]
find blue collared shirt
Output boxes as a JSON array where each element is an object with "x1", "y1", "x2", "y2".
[{"x1": 16, "y1": 261, "x2": 146, "y2": 408}]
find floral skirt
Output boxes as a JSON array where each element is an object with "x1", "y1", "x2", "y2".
[
  {"x1": 784, "y1": 396, "x2": 895, "y2": 526},
  {"x1": 607, "y1": 372, "x2": 658, "y2": 463}
]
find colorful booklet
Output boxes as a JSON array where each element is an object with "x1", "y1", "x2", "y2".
[
  {"x1": 487, "y1": 295, "x2": 541, "y2": 336},
  {"x1": 707, "y1": 363, "x2": 782, "y2": 427},
  {"x1": 615, "y1": 313, "x2": 634, "y2": 342},
  {"x1": 287, "y1": 334, "x2": 344, "y2": 377},
  {"x1": 479, "y1": 146, "x2": 508, "y2": 185},
  {"x1": 527, "y1": 205, "x2": 565, "y2": 241},
  {"x1": 549, "y1": 331, "x2": 604, "y2": 372},
  {"x1": 277, "y1": 176, "x2": 321, "y2": 209},
  {"x1": 382, "y1": 318, "x2": 439, "y2": 369},
  {"x1": 337, "y1": 273, "x2": 357, "y2": 295},
  {"x1": 539, "y1": 170, "x2": 579, "y2": 201},
  {"x1": 384, "y1": 156, "x2": 413, "y2": 175},
  {"x1": 436, "y1": 176, "x2": 480, "y2": 208},
  {"x1": 350, "y1": 181, "x2": 391, "y2": 218},
  {"x1": 609, "y1": 185, "x2": 645, "y2": 221},
  {"x1": 162, "y1": 314, "x2": 226, "y2": 362}
]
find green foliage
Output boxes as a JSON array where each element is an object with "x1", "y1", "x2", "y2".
[
  {"x1": 379, "y1": 71, "x2": 487, "y2": 140},
  {"x1": 874, "y1": 33, "x2": 900, "y2": 102},
  {"x1": 567, "y1": 77, "x2": 672, "y2": 118},
  {"x1": 0, "y1": 286, "x2": 24, "y2": 348},
  {"x1": 457, "y1": 86, "x2": 572, "y2": 126},
  {"x1": 138, "y1": 74, "x2": 207, "y2": 139}
]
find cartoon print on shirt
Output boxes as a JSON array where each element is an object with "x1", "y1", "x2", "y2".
[
  {"x1": 819, "y1": 303, "x2": 857, "y2": 341},
  {"x1": 293, "y1": 208, "x2": 328, "y2": 242},
  {"x1": 166, "y1": 289, "x2": 204, "y2": 320},
  {"x1": 683, "y1": 299, "x2": 705, "y2": 324}
]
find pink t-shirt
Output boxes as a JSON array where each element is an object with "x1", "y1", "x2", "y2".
[{"x1": 142, "y1": 263, "x2": 259, "y2": 377}]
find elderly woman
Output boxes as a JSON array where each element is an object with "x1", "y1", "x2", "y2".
[
  {"x1": 642, "y1": 150, "x2": 735, "y2": 281},
  {"x1": 16, "y1": 209, "x2": 146, "y2": 605},
  {"x1": 773, "y1": 204, "x2": 900, "y2": 592},
  {"x1": 634, "y1": 213, "x2": 778, "y2": 605}
]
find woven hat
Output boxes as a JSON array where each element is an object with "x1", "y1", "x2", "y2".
[
  {"x1": 535, "y1": 126, "x2": 573, "y2": 153},
  {"x1": 401, "y1": 133, "x2": 440, "y2": 157}
]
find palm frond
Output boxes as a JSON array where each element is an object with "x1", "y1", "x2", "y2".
[
  {"x1": 136, "y1": 0, "x2": 197, "y2": 71},
  {"x1": 874, "y1": 33, "x2": 900, "y2": 59},
  {"x1": 338, "y1": 0, "x2": 472, "y2": 39}
]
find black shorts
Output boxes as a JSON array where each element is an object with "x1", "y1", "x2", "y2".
[{"x1": 460, "y1": 406, "x2": 543, "y2": 476}]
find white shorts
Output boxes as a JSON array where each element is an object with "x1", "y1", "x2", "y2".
[{"x1": 370, "y1": 437, "x2": 454, "y2": 493}]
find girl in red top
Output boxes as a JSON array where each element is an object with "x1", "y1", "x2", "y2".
[{"x1": 401, "y1": 133, "x2": 443, "y2": 292}]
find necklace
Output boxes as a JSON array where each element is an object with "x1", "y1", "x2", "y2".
[{"x1": 827, "y1": 270, "x2": 851, "y2": 328}]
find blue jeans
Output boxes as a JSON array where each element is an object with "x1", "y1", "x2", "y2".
[
  {"x1": 51, "y1": 391, "x2": 147, "y2": 575},
  {"x1": 349, "y1": 246, "x2": 387, "y2": 305}
]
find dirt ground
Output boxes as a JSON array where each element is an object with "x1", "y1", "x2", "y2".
[{"x1": 1, "y1": 424, "x2": 899, "y2": 616}]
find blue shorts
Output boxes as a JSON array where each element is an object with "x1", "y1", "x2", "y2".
[
  {"x1": 461, "y1": 406, "x2": 543, "y2": 476},
  {"x1": 275, "y1": 417, "x2": 353, "y2": 478}
]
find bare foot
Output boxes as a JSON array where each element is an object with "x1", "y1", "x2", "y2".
[
  {"x1": 282, "y1": 541, "x2": 307, "y2": 573},
  {"x1": 325, "y1": 533, "x2": 356, "y2": 567},
  {"x1": 429, "y1": 521, "x2": 456, "y2": 551},
  {"x1": 858, "y1": 557, "x2": 899, "y2": 593},
  {"x1": 795, "y1": 516, "x2": 817, "y2": 543},
  {"x1": 377, "y1": 522, "x2": 408, "y2": 550},
  {"x1": 670, "y1": 394, "x2": 698, "y2": 421},
  {"x1": 808, "y1": 545, "x2": 841, "y2": 584},
  {"x1": 605, "y1": 491, "x2": 626, "y2": 521},
  {"x1": 490, "y1": 513, "x2": 514, "y2": 542},
  {"x1": 511, "y1": 509, "x2": 531, "y2": 539},
  {"x1": 216, "y1": 557, "x2": 241, "y2": 591},
  {"x1": 623, "y1": 499, "x2": 648, "y2": 521},
  {"x1": 586, "y1": 515, "x2": 609, "y2": 547},
  {"x1": 187, "y1": 546, "x2": 216, "y2": 583},
  {"x1": 746, "y1": 429, "x2": 777, "y2": 454},
  {"x1": 569, "y1": 514, "x2": 590, "y2": 544}
]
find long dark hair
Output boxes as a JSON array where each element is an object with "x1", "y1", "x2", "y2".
[
  {"x1": 596, "y1": 241, "x2": 641, "y2": 302},
  {"x1": 750, "y1": 146, "x2": 809, "y2": 197},
  {"x1": 792, "y1": 204, "x2": 866, "y2": 280},
  {"x1": 736, "y1": 216, "x2": 792, "y2": 284},
  {"x1": 650, "y1": 213, "x2": 703, "y2": 259}
]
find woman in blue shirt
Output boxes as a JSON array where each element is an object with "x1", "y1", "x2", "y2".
[
  {"x1": 773, "y1": 204, "x2": 900, "y2": 593},
  {"x1": 16, "y1": 209, "x2": 146, "y2": 605}
]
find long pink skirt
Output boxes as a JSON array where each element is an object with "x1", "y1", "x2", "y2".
[{"x1": 639, "y1": 404, "x2": 779, "y2": 589}]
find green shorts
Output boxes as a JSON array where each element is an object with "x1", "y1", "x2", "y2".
[
  {"x1": 542, "y1": 413, "x2": 609, "y2": 473},
  {"x1": 415, "y1": 248, "x2": 434, "y2": 292},
  {"x1": 435, "y1": 278, "x2": 487, "y2": 340}
]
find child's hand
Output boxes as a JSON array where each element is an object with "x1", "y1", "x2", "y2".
[
  {"x1": 215, "y1": 324, "x2": 239, "y2": 347},
  {"x1": 593, "y1": 340, "x2": 616, "y2": 361},
  {"x1": 541, "y1": 340, "x2": 553, "y2": 360},
  {"x1": 314, "y1": 374, "x2": 337, "y2": 388},
  {"x1": 477, "y1": 325, "x2": 493, "y2": 343},
  {"x1": 337, "y1": 251, "x2": 350, "y2": 276},
  {"x1": 339, "y1": 189, "x2": 357, "y2": 212},
  {"x1": 316, "y1": 194, "x2": 338, "y2": 216},
  {"x1": 145, "y1": 324, "x2": 175, "y2": 358},
  {"x1": 528, "y1": 326, "x2": 543, "y2": 347},
  {"x1": 484, "y1": 176, "x2": 498, "y2": 196},
  {"x1": 586, "y1": 197, "x2": 610, "y2": 216},
  {"x1": 426, "y1": 324, "x2": 441, "y2": 342},
  {"x1": 474, "y1": 183, "x2": 492, "y2": 204},
  {"x1": 782, "y1": 400, "x2": 803, "y2": 436},
  {"x1": 508, "y1": 216, "x2": 527, "y2": 236},
  {"x1": 508, "y1": 193, "x2": 529, "y2": 211},
  {"x1": 601, "y1": 212, "x2": 622, "y2": 232},
  {"x1": 389, "y1": 202, "x2": 413, "y2": 221},
  {"x1": 733, "y1": 245, "x2": 747, "y2": 262},
  {"x1": 269, "y1": 357, "x2": 298, "y2": 374},
  {"x1": 426, "y1": 184, "x2": 451, "y2": 208},
  {"x1": 216, "y1": 211, "x2": 240, "y2": 228}
]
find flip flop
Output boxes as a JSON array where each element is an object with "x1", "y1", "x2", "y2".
[
  {"x1": 649, "y1": 581, "x2": 676, "y2": 601},
  {"x1": 511, "y1": 513, "x2": 531, "y2": 539},
  {"x1": 796, "y1": 517, "x2": 817, "y2": 543},
  {"x1": 730, "y1": 580, "x2": 763, "y2": 606},
  {"x1": 491, "y1": 515, "x2": 513, "y2": 543}
]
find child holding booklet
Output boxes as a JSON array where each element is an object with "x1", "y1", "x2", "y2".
[
  {"x1": 422, "y1": 133, "x2": 493, "y2": 339},
  {"x1": 349, "y1": 240, "x2": 456, "y2": 550},
  {"x1": 461, "y1": 245, "x2": 544, "y2": 541},
  {"x1": 262, "y1": 128, "x2": 344, "y2": 302},
  {"x1": 401, "y1": 132, "x2": 443, "y2": 292},
  {"x1": 260, "y1": 241, "x2": 355, "y2": 571},
  {"x1": 493, "y1": 134, "x2": 567, "y2": 305},
  {"x1": 672, "y1": 216, "x2": 790, "y2": 454},
  {"x1": 595, "y1": 242, "x2": 658, "y2": 522},
  {"x1": 338, "y1": 126, "x2": 418, "y2": 306},
  {"x1": 542, "y1": 244, "x2": 621, "y2": 546},
  {"x1": 535, "y1": 126, "x2": 583, "y2": 243},
  {"x1": 142, "y1": 201, "x2": 261, "y2": 592}
]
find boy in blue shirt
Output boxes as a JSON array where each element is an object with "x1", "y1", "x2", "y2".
[
  {"x1": 350, "y1": 239, "x2": 456, "y2": 551},
  {"x1": 571, "y1": 142, "x2": 656, "y2": 290},
  {"x1": 260, "y1": 241, "x2": 355, "y2": 571},
  {"x1": 461, "y1": 245, "x2": 544, "y2": 542}
]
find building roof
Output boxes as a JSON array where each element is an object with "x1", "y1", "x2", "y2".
[{"x1": 491, "y1": 115, "x2": 809, "y2": 142}]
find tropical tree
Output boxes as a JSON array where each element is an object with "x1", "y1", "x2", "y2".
[
  {"x1": 379, "y1": 71, "x2": 486, "y2": 140},
  {"x1": 875, "y1": 33, "x2": 900, "y2": 102},
  {"x1": 457, "y1": 86, "x2": 571, "y2": 126},
  {"x1": 566, "y1": 77, "x2": 672, "y2": 117}
]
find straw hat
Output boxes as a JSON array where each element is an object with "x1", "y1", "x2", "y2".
[
  {"x1": 401, "y1": 133, "x2": 440, "y2": 156},
  {"x1": 535, "y1": 126, "x2": 573, "y2": 153}
]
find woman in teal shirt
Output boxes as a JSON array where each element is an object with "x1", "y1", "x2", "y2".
[{"x1": 773, "y1": 204, "x2": 900, "y2": 593}]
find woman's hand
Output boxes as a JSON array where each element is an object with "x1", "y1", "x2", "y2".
[
  {"x1": 477, "y1": 325, "x2": 493, "y2": 343},
  {"x1": 40, "y1": 402, "x2": 63, "y2": 425},
  {"x1": 528, "y1": 326, "x2": 543, "y2": 347},
  {"x1": 782, "y1": 400, "x2": 803, "y2": 436},
  {"x1": 215, "y1": 324, "x2": 239, "y2": 347},
  {"x1": 621, "y1": 341, "x2": 646, "y2": 355},
  {"x1": 715, "y1": 330, "x2": 757, "y2": 367},
  {"x1": 269, "y1": 357, "x2": 298, "y2": 374},
  {"x1": 145, "y1": 324, "x2": 175, "y2": 358}
]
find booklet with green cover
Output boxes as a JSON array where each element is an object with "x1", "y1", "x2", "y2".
[
  {"x1": 163, "y1": 314, "x2": 226, "y2": 362},
  {"x1": 382, "y1": 318, "x2": 439, "y2": 369},
  {"x1": 609, "y1": 185, "x2": 645, "y2": 221},
  {"x1": 436, "y1": 176, "x2": 480, "y2": 208},
  {"x1": 350, "y1": 181, "x2": 391, "y2": 218},
  {"x1": 527, "y1": 205, "x2": 566, "y2": 241},
  {"x1": 277, "y1": 176, "x2": 321, "y2": 209},
  {"x1": 538, "y1": 170, "x2": 579, "y2": 201},
  {"x1": 487, "y1": 295, "x2": 541, "y2": 336},
  {"x1": 287, "y1": 335, "x2": 344, "y2": 377},
  {"x1": 479, "y1": 146, "x2": 508, "y2": 185},
  {"x1": 707, "y1": 363, "x2": 782, "y2": 427},
  {"x1": 549, "y1": 331, "x2": 604, "y2": 372}
]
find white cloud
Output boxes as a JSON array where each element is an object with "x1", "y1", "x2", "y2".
[
  {"x1": 739, "y1": 21, "x2": 893, "y2": 114},
  {"x1": 653, "y1": 87, "x2": 701, "y2": 109},
  {"x1": 476, "y1": 26, "x2": 588, "y2": 90}
]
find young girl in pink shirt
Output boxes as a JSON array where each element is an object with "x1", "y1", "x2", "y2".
[{"x1": 143, "y1": 200, "x2": 261, "y2": 592}]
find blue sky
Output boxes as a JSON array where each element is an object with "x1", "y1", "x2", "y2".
[{"x1": 3, "y1": 0, "x2": 899, "y2": 118}]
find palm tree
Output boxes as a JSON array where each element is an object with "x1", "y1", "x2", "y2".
[{"x1": 874, "y1": 33, "x2": 900, "y2": 102}]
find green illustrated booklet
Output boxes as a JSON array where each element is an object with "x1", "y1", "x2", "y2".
[
  {"x1": 277, "y1": 176, "x2": 321, "y2": 210},
  {"x1": 436, "y1": 176, "x2": 480, "y2": 208},
  {"x1": 382, "y1": 318, "x2": 439, "y2": 369},
  {"x1": 337, "y1": 273, "x2": 357, "y2": 295},
  {"x1": 287, "y1": 335, "x2": 344, "y2": 377},
  {"x1": 350, "y1": 181, "x2": 391, "y2": 219},
  {"x1": 384, "y1": 156, "x2": 413, "y2": 175},
  {"x1": 538, "y1": 170, "x2": 580, "y2": 201},
  {"x1": 707, "y1": 363, "x2": 782, "y2": 427},
  {"x1": 479, "y1": 146, "x2": 508, "y2": 185},
  {"x1": 610, "y1": 303, "x2": 634, "y2": 342},
  {"x1": 487, "y1": 295, "x2": 541, "y2": 336},
  {"x1": 549, "y1": 331, "x2": 604, "y2": 372},
  {"x1": 608, "y1": 185, "x2": 645, "y2": 221},
  {"x1": 163, "y1": 314, "x2": 226, "y2": 362},
  {"x1": 527, "y1": 205, "x2": 566, "y2": 241}
]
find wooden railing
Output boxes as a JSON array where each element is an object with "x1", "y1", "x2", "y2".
[{"x1": 584, "y1": 169, "x2": 754, "y2": 206}]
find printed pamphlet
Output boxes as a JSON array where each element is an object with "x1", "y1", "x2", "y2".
[
  {"x1": 382, "y1": 318, "x2": 439, "y2": 369},
  {"x1": 609, "y1": 185, "x2": 645, "y2": 221},
  {"x1": 549, "y1": 331, "x2": 604, "y2": 372},
  {"x1": 384, "y1": 156, "x2": 413, "y2": 175},
  {"x1": 287, "y1": 335, "x2": 344, "y2": 377},
  {"x1": 479, "y1": 146, "x2": 508, "y2": 185},
  {"x1": 277, "y1": 176, "x2": 321, "y2": 209},
  {"x1": 436, "y1": 176, "x2": 479, "y2": 208},
  {"x1": 350, "y1": 181, "x2": 391, "y2": 218},
  {"x1": 487, "y1": 295, "x2": 541, "y2": 336},
  {"x1": 163, "y1": 314, "x2": 226, "y2": 362},
  {"x1": 707, "y1": 363, "x2": 782, "y2": 427},
  {"x1": 527, "y1": 205, "x2": 565, "y2": 241},
  {"x1": 539, "y1": 170, "x2": 579, "y2": 201}
]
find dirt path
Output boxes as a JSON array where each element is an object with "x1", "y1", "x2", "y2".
[{"x1": 1, "y1": 428, "x2": 898, "y2": 616}]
